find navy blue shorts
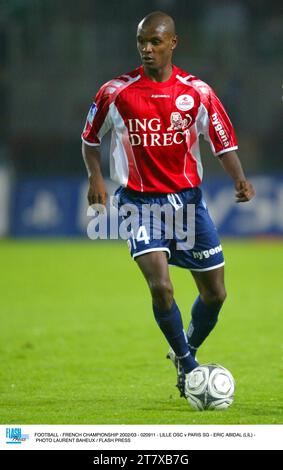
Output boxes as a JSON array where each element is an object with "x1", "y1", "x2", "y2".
[{"x1": 114, "y1": 186, "x2": 224, "y2": 272}]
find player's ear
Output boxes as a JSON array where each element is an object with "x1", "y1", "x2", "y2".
[{"x1": 171, "y1": 35, "x2": 178, "y2": 51}]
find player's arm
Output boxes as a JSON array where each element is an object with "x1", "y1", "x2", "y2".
[
  {"x1": 196, "y1": 81, "x2": 255, "y2": 204},
  {"x1": 82, "y1": 142, "x2": 108, "y2": 206},
  {"x1": 218, "y1": 150, "x2": 255, "y2": 203},
  {"x1": 81, "y1": 85, "x2": 113, "y2": 206}
]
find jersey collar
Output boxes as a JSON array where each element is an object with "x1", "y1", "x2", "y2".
[{"x1": 139, "y1": 64, "x2": 177, "y2": 88}]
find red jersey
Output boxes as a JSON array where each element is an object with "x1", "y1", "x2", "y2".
[{"x1": 82, "y1": 65, "x2": 238, "y2": 193}]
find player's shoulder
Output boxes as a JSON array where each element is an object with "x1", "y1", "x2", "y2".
[
  {"x1": 96, "y1": 67, "x2": 142, "y2": 102},
  {"x1": 174, "y1": 66, "x2": 213, "y2": 101}
]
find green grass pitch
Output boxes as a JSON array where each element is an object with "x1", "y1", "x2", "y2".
[{"x1": 0, "y1": 239, "x2": 282, "y2": 424}]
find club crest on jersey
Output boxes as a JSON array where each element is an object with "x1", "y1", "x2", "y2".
[
  {"x1": 175, "y1": 94, "x2": 194, "y2": 111},
  {"x1": 87, "y1": 103, "x2": 97, "y2": 125},
  {"x1": 167, "y1": 112, "x2": 192, "y2": 131}
]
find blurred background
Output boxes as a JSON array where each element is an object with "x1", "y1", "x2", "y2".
[{"x1": 0, "y1": 0, "x2": 282, "y2": 238}]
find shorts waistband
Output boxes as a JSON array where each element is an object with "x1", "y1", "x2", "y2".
[{"x1": 122, "y1": 186, "x2": 200, "y2": 199}]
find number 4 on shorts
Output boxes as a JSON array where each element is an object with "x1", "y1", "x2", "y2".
[{"x1": 136, "y1": 225, "x2": 150, "y2": 245}]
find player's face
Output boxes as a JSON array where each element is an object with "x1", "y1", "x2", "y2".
[{"x1": 137, "y1": 24, "x2": 177, "y2": 71}]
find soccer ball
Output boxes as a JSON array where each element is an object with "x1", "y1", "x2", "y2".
[{"x1": 185, "y1": 364, "x2": 235, "y2": 411}]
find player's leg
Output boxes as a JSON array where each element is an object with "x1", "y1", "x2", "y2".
[
  {"x1": 167, "y1": 186, "x2": 226, "y2": 357},
  {"x1": 135, "y1": 250, "x2": 198, "y2": 373},
  {"x1": 187, "y1": 266, "x2": 226, "y2": 356}
]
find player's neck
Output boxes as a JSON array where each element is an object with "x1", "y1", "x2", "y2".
[{"x1": 143, "y1": 63, "x2": 173, "y2": 83}]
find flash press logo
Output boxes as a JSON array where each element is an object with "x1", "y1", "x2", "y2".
[{"x1": 6, "y1": 427, "x2": 29, "y2": 445}]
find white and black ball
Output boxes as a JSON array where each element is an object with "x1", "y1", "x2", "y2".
[{"x1": 185, "y1": 364, "x2": 235, "y2": 411}]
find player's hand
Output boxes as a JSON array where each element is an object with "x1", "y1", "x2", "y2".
[
  {"x1": 235, "y1": 180, "x2": 255, "y2": 203},
  {"x1": 87, "y1": 174, "x2": 108, "y2": 206}
]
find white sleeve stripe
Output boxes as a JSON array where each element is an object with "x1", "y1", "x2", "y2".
[
  {"x1": 215, "y1": 146, "x2": 238, "y2": 156},
  {"x1": 81, "y1": 136, "x2": 100, "y2": 146},
  {"x1": 197, "y1": 103, "x2": 216, "y2": 154},
  {"x1": 97, "y1": 108, "x2": 112, "y2": 141}
]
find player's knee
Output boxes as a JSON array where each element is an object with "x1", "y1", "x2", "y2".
[
  {"x1": 150, "y1": 279, "x2": 174, "y2": 311},
  {"x1": 202, "y1": 287, "x2": 227, "y2": 307}
]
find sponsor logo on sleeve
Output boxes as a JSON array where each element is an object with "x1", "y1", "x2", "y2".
[
  {"x1": 87, "y1": 103, "x2": 97, "y2": 125},
  {"x1": 211, "y1": 113, "x2": 229, "y2": 147}
]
